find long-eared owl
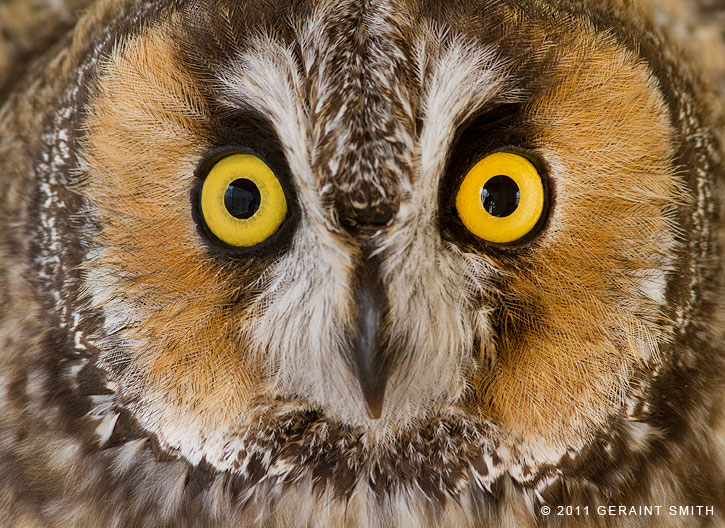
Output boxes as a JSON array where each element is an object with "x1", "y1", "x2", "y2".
[{"x1": 0, "y1": 0, "x2": 724, "y2": 526}]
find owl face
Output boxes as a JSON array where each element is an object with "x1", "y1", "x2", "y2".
[
  {"x1": 76, "y1": 0, "x2": 689, "y2": 475},
  {"x1": 9, "y1": 0, "x2": 721, "y2": 521}
]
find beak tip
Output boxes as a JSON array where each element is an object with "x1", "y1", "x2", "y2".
[
  {"x1": 361, "y1": 380, "x2": 386, "y2": 420},
  {"x1": 365, "y1": 397, "x2": 384, "y2": 420}
]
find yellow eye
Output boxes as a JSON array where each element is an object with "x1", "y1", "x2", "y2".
[
  {"x1": 455, "y1": 152, "x2": 545, "y2": 244},
  {"x1": 200, "y1": 153, "x2": 287, "y2": 247}
]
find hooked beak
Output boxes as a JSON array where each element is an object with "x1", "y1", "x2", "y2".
[{"x1": 350, "y1": 261, "x2": 390, "y2": 419}]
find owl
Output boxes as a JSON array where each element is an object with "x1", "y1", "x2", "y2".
[{"x1": 0, "y1": 0, "x2": 724, "y2": 526}]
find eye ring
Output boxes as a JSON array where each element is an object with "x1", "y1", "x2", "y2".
[
  {"x1": 455, "y1": 152, "x2": 545, "y2": 244},
  {"x1": 199, "y1": 153, "x2": 287, "y2": 247}
]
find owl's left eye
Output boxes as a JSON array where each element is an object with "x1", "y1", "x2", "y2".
[
  {"x1": 455, "y1": 152, "x2": 545, "y2": 244},
  {"x1": 199, "y1": 153, "x2": 288, "y2": 247}
]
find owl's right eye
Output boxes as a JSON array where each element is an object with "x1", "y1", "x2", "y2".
[
  {"x1": 455, "y1": 152, "x2": 545, "y2": 244},
  {"x1": 199, "y1": 153, "x2": 288, "y2": 247}
]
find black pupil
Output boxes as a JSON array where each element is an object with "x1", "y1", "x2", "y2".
[
  {"x1": 224, "y1": 179, "x2": 261, "y2": 219},
  {"x1": 481, "y1": 175, "x2": 520, "y2": 217}
]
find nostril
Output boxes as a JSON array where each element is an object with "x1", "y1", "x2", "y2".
[{"x1": 336, "y1": 197, "x2": 395, "y2": 231}]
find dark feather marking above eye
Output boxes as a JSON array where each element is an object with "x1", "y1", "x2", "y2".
[{"x1": 444, "y1": 103, "x2": 534, "y2": 180}]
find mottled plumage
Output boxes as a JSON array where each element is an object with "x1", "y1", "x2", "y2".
[{"x1": 0, "y1": 0, "x2": 724, "y2": 527}]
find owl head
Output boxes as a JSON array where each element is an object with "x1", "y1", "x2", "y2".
[{"x1": 3, "y1": 0, "x2": 724, "y2": 525}]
